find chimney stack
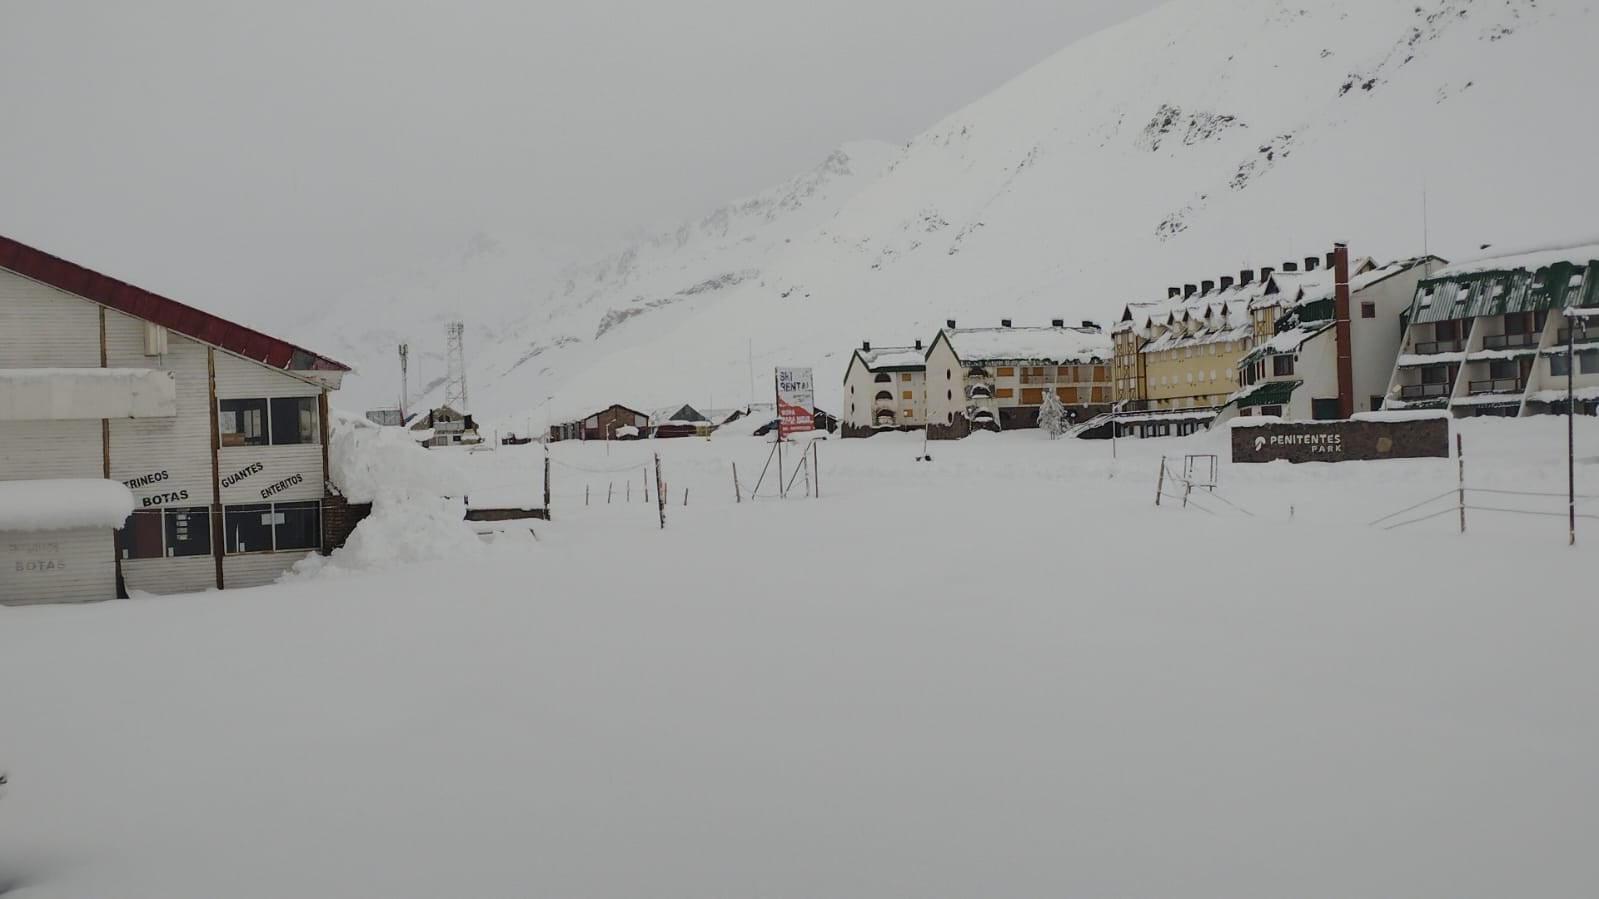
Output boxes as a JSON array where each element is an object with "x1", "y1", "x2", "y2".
[
  {"x1": 1220, "y1": 275, "x2": 1235, "y2": 290},
  {"x1": 914, "y1": 338, "x2": 923, "y2": 350},
  {"x1": 1201, "y1": 279, "x2": 1216, "y2": 294},
  {"x1": 1184, "y1": 284, "x2": 1198, "y2": 298},
  {"x1": 862, "y1": 340, "x2": 871, "y2": 351},
  {"x1": 1168, "y1": 287, "x2": 1182, "y2": 299},
  {"x1": 1283, "y1": 261, "x2": 1299, "y2": 273},
  {"x1": 1000, "y1": 318, "x2": 1012, "y2": 328},
  {"x1": 1081, "y1": 320, "x2": 1098, "y2": 331},
  {"x1": 1325, "y1": 250, "x2": 1336, "y2": 269},
  {"x1": 1260, "y1": 266, "x2": 1275, "y2": 282},
  {"x1": 1052, "y1": 318, "x2": 1065, "y2": 327},
  {"x1": 1305, "y1": 256, "x2": 1319, "y2": 271},
  {"x1": 946, "y1": 319, "x2": 956, "y2": 329},
  {"x1": 1333, "y1": 243, "x2": 1354, "y2": 419},
  {"x1": 1239, "y1": 269, "x2": 1253, "y2": 285}
]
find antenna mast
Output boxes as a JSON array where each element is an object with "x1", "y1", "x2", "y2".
[{"x1": 445, "y1": 321, "x2": 470, "y2": 412}]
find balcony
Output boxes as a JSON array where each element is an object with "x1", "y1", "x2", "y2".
[
  {"x1": 1468, "y1": 378, "x2": 1523, "y2": 395},
  {"x1": 1413, "y1": 339, "x2": 1464, "y2": 354},
  {"x1": 966, "y1": 383, "x2": 995, "y2": 400},
  {"x1": 1556, "y1": 328, "x2": 1599, "y2": 345},
  {"x1": 1399, "y1": 383, "x2": 1451, "y2": 400},
  {"x1": 1018, "y1": 372, "x2": 1058, "y2": 385},
  {"x1": 1481, "y1": 333, "x2": 1539, "y2": 350}
]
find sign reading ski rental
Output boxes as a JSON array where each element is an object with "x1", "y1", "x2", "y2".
[{"x1": 775, "y1": 367, "x2": 815, "y2": 437}]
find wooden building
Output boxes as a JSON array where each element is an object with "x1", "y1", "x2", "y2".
[{"x1": 0, "y1": 233, "x2": 350, "y2": 602}]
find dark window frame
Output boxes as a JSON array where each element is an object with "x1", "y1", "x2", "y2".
[
  {"x1": 119, "y1": 506, "x2": 212, "y2": 560},
  {"x1": 223, "y1": 501, "x2": 322, "y2": 555},
  {"x1": 219, "y1": 396, "x2": 320, "y2": 447}
]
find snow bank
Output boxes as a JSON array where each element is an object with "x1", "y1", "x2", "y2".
[
  {"x1": 290, "y1": 411, "x2": 495, "y2": 578},
  {"x1": 0, "y1": 479, "x2": 134, "y2": 531}
]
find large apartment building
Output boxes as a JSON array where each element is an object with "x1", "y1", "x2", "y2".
[
  {"x1": 1384, "y1": 243, "x2": 1599, "y2": 417},
  {"x1": 842, "y1": 341, "x2": 928, "y2": 433},
  {"x1": 1230, "y1": 248, "x2": 1440, "y2": 420},
  {"x1": 920, "y1": 320, "x2": 1113, "y2": 432}
]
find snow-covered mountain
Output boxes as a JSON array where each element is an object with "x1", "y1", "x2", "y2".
[
  {"x1": 314, "y1": 0, "x2": 1599, "y2": 429},
  {"x1": 309, "y1": 141, "x2": 897, "y2": 418}
]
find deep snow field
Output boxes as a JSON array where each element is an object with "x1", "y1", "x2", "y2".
[{"x1": 2, "y1": 419, "x2": 1597, "y2": 898}]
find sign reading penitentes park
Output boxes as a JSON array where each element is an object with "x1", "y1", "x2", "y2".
[{"x1": 1231, "y1": 417, "x2": 1450, "y2": 464}]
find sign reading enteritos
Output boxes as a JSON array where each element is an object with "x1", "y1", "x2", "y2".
[
  {"x1": 775, "y1": 367, "x2": 815, "y2": 437},
  {"x1": 1230, "y1": 416, "x2": 1449, "y2": 464}
]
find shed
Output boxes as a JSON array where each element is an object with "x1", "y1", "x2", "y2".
[{"x1": 0, "y1": 479, "x2": 134, "y2": 605}]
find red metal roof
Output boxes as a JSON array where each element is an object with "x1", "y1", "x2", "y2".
[{"x1": 0, "y1": 233, "x2": 350, "y2": 372}]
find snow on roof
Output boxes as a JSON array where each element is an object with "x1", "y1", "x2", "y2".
[
  {"x1": 1432, "y1": 242, "x2": 1599, "y2": 279},
  {"x1": 0, "y1": 479, "x2": 134, "y2": 532},
  {"x1": 1528, "y1": 386, "x2": 1599, "y2": 403},
  {"x1": 942, "y1": 326, "x2": 1111, "y2": 364},
  {"x1": 1565, "y1": 306, "x2": 1599, "y2": 320},
  {"x1": 857, "y1": 346, "x2": 927, "y2": 370},
  {"x1": 1237, "y1": 322, "x2": 1333, "y2": 367}
]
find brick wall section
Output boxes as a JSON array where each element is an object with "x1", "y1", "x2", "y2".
[{"x1": 321, "y1": 495, "x2": 372, "y2": 553}]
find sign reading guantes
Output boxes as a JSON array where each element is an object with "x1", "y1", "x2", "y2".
[{"x1": 775, "y1": 367, "x2": 815, "y2": 437}]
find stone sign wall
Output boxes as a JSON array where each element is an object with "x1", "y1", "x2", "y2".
[{"x1": 1230, "y1": 417, "x2": 1450, "y2": 464}]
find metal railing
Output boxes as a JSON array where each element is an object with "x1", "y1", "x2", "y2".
[
  {"x1": 1399, "y1": 383, "x2": 1451, "y2": 400},
  {"x1": 1557, "y1": 328, "x2": 1599, "y2": 345},
  {"x1": 1413, "y1": 339, "x2": 1464, "y2": 354},
  {"x1": 1482, "y1": 333, "x2": 1538, "y2": 350},
  {"x1": 1467, "y1": 377, "x2": 1522, "y2": 394}
]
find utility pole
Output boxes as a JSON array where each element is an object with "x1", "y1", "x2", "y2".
[
  {"x1": 397, "y1": 343, "x2": 410, "y2": 421},
  {"x1": 445, "y1": 321, "x2": 469, "y2": 412}
]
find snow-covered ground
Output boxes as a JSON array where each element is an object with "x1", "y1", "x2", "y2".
[{"x1": 2, "y1": 420, "x2": 1597, "y2": 898}]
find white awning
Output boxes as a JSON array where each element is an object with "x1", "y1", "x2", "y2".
[{"x1": 0, "y1": 368, "x2": 177, "y2": 421}]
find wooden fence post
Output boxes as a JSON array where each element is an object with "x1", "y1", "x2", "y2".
[
  {"x1": 733, "y1": 462, "x2": 742, "y2": 503},
  {"x1": 812, "y1": 441, "x2": 820, "y2": 498},
  {"x1": 654, "y1": 453, "x2": 666, "y2": 529},
  {"x1": 1457, "y1": 433, "x2": 1466, "y2": 534},
  {"x1": 1155, "y1": 456, "x2": 1166, "y2": 506},
  {"x1": 543, "y1": 453, "x2": 552, "y2": 520}
]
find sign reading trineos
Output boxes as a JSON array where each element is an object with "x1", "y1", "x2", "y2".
[{"x1": 1231, "y1": 418, "x2": 1448, "y2": 464}]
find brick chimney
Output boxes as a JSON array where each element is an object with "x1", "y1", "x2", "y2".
[
  {"x1": 1220, "y1": 275, "x2": 1235, "y2": 290},
  {"x1": 1201, "y1": 279, "x2": 1215, "y2": 294},
  {"x1": 1305, "y1": 256, "x2": 1319, "y2": 271},
  {"x1": 1168, "y1": 287, "x2": 1182, "y2": 299},
  {"x1": 1260, "y1": 266, "x2": 1275, "y2": 282},
  {"x1": 862, "y1": 340, "x2": 871, "y2": 351},
  {"x1": 1239, "y1": 269, "x2": 1254, "y2": 285},
  {"x1": 1325, "y1": 250, "x2": 1336, "y2": 269},
  {"x1": 1184, "y1": 284, "x2": 1198, "y2": 298},
  {"x1": 1282, "y1": 261, "x2": 1299, "y2": 273},
  {"x1": 1333, "y1": 242, "x2": 1354, "y2": 419}
]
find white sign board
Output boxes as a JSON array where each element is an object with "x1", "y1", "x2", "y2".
[{"x1": 775, "y1": 367, "x2": 815, "y2": 437}]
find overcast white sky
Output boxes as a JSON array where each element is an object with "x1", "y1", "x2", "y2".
[{"x1": 0, "y1": 1, "x2": 1159, "y2": 327}]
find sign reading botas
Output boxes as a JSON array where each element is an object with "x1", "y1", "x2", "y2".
[{"x1": 1231, "y1": 417, "x2": 1449, "y2": 464}]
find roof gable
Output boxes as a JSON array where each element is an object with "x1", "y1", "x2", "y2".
[{"x1": 0, "y1": 233, "x2": 349, "y2": 373}]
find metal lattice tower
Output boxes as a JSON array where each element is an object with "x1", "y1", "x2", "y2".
[{"x1": 444, "y1": 321, "x2": 469, "y2": 412}]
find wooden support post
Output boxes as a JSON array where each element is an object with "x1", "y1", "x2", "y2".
[
  {"x1": 733, "y1": 462, "x2": 742, "y2": 503},
  {"x1": 643, "y1": 468, "x2": 650, "y2": 504},
  {"x1": 812, "y1": 441, "x2": 820, "y2": 498},
  {"x1": 654, "y1": 453, "x2": 666, "y2": 529},
  {"x1": 1457, "y1": 433, "x2": 1466, "y2": 534},
  {"x1": 1155, "y1": 456, "x2": 1167, "y2": 506},
  {"x1": 543, "y1": 453, "x2": 552, "y2": 521},
  {"x1": 683, "y1": 487, "x2": 689, "y2": 507}
]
